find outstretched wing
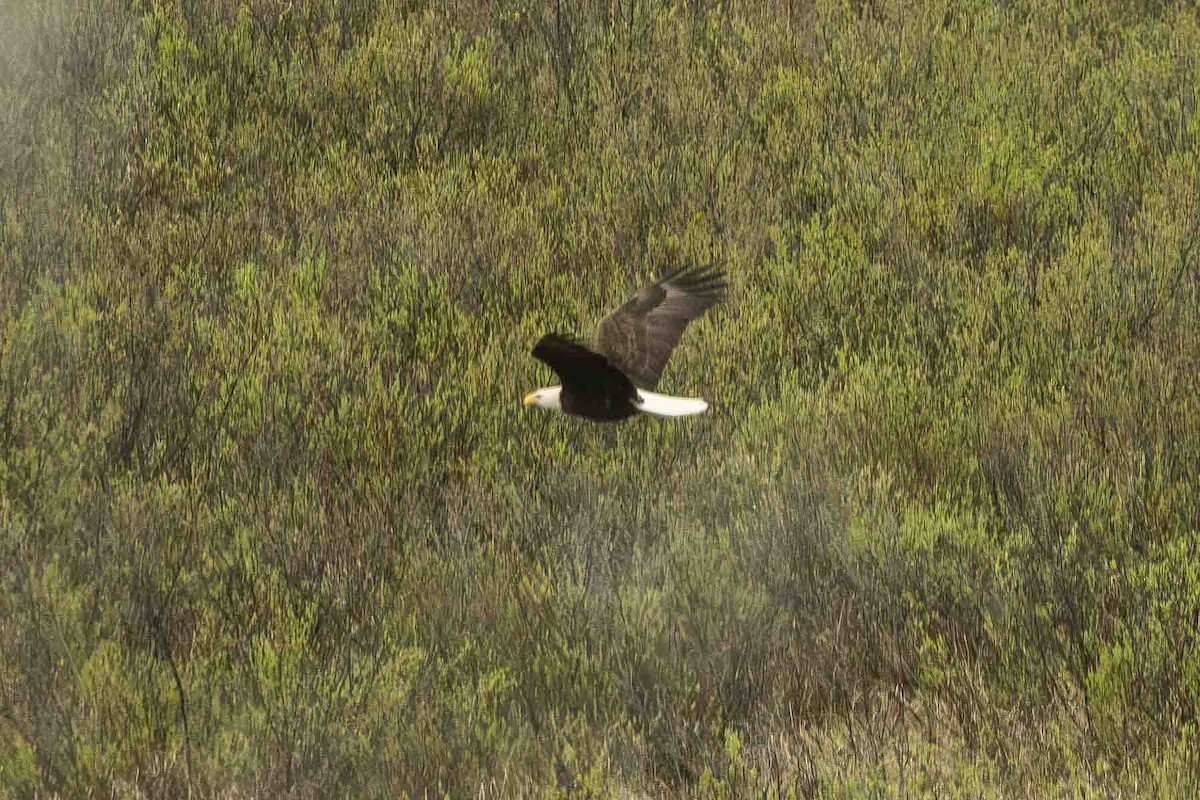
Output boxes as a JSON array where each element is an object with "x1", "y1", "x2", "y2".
[
  {"x1": 531, "y1": 333, "x2": 636, "y2": 398},
  {"x1": 594, "y1": 267, "x2": 725, "y2": 389}
]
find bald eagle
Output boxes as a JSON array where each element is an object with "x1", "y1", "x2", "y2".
[{"x1": 523, "y1": 267, "x2": 725, "y2": 422}]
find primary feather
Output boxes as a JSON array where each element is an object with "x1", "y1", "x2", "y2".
[{"x1": 595, "y1": 267, "x2": 726, "y2": 389}]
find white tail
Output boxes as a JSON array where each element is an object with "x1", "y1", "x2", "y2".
[{"x1": 635, "y1": 390, "x2": 709, "y2": 418}]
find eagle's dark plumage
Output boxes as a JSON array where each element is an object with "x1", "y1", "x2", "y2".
[{"x1": 525, "y1": 267, "x2": 726, "y2": 422}]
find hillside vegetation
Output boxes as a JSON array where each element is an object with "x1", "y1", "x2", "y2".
[{"x1": 3, "y1": 0, "x2": 1199, "y2": 796}]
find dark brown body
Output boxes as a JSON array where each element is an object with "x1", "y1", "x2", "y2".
[
  {"x1": 532, "y1": 334, "x2": 641, "y2": 422},
  {"x1": 560, "y1": 383, "x2": 640, "y2": 421}
]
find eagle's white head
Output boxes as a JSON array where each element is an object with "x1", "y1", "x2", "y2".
[{"x1": 523, "y1": 386, "x2": 563, "y2": 412}]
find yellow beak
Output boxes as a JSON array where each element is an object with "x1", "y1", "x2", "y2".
[{"x1": 523, "y1": 392, "x2": 538, "y2": 407}]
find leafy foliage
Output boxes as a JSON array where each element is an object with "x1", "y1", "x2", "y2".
[{"x1": 3, "y1": 0, "x2": 1199, "y2": 796}]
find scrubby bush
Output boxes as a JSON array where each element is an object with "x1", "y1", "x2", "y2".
[{"x1": 3, "y1": 0, "x2": 1199, "y2": 796}]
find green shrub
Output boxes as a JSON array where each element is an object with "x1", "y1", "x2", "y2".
[{"x1": 3, "y1": 0, "x2": 1199, "y2": 796}]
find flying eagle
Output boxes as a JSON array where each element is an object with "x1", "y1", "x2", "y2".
[{"x1": 523, "y1": 267, "x2": 725, "y2": 422}]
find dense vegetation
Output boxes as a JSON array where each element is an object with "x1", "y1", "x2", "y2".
[{"x1": 3, "y1": 0, "x2": 1199, "y2": 796}]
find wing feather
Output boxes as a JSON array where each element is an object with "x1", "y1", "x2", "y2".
[
  {"x1": 531, "y1": 333, "x2": 636, "y2": 398},
  {"x1": 594, "y1": 267, "x2": 725, "y2": 389}
]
